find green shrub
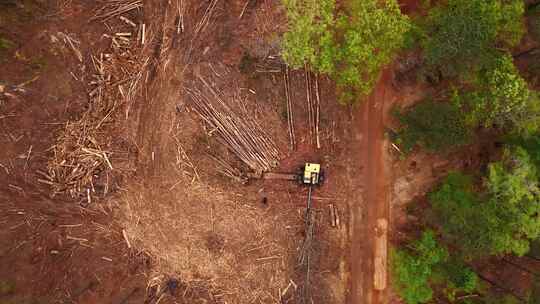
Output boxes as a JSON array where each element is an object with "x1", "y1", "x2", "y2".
[{"x1": 394, "y1": 100, "x2": 471, "y2": 153}]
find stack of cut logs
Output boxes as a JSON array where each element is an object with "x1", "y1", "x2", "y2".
[{"x1": 187, "y1": 76, "x2": 280, "y2": 173}]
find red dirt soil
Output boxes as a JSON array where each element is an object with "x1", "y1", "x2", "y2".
[{"x1": 349, "y1": 69, "x2": 396, "y2": 304}]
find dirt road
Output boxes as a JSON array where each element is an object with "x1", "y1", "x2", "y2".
[{"x1": 350, "y1": 70, "x2": 394, "y2": 304}]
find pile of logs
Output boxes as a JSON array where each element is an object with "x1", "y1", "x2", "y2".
[{"x1": 187, "y1": 76, "x2": 280, "y2": 173}]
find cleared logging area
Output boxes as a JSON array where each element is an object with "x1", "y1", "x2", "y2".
[{"x1": 0, "y1": 0, "x2": 345, "y2": 303}]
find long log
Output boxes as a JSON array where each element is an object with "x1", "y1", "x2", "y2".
[
  {"x1": 305, "y1": 64, "x2": 313, "y2": 145},
  {"x1": 314, "y1": 75, "x2": 321, "y2": 149},
  {"x1": 284, "y1": 65, "x2": 296, "y2": 150}
]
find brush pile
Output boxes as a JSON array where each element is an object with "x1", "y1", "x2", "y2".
[
  {"x1": 45, "y1": 8, "x2": 147, "y2": 201},
  {"x1": 91, "y1": 0, "x2": 143, "y2": 22},
  {"x1": 186, "y1": 75, "x2": 280, "y2": 173}
]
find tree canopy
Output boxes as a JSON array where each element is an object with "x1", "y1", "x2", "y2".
[
  {"x1": 483, "y1": 147, "x2": 540, "y2": 256},
  {"x1": 392, "y1": 230, "x2": 478, "y2": 304},
  {"x1": 435, "y1": 257, "x2": 478, "y2": 301},
  {"x1": 394, "y1": 100, "x2": 471, "y2": 153},
  {"x1": 430, "y1": 148, "x2": 540, "y2": 257},
  {"x1": 429, "y1": 172, "x2": 490, "y2": 256},
  {"x1": 333, "y1": 0, "x2": 410, "y2": 102},
  {"x1": 281, "y1": 0, "x2": 409, "y2": 103},
  {"x1": 422, "y1": 0, "x2": 525, "y2": 76},
  {"x1": 281, "y1": 0, "x2": 336, "y2": 70},
  {"x1": 392, "y1": 230, "x2": 448, "y2": 304},
  {"x1": 454, "y1": 54, "x2": 540, "y2": 136}
]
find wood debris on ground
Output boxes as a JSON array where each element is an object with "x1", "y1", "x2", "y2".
[
  {"x1": 329, "y1": 203, "x2": 340, "y2": 228},
  {"x1": 46, "y1": 7, "x2": 148, "y2": 202},
  {"x1": 91, "y1": 0, "x2": 143, "y2": 22}
]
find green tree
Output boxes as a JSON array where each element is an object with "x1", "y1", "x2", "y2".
[
  {"x1": 430, "y1": 149, "x2": 540, "y2": 257},
  {"x1": 281, "y1": 0, "x2": 336, "y2": 70},
  {"x1": 281, "y1": 0, "x2": 410, "y2": 103},
  {"x1": 333, "y1": 0, "x2": 410, "y2": 102},
  {"x1": 423, "y1": 0, "x2": 524, "y2": 76},
  {"x1": 394, "y1": 100, "x2": 471, "y2": 153},
  {"x1": 434, "y1": 258, "x2": 478, "y2": 301},
  {"x1": 453, "y1": 53, "x2": 540, "y2": 136},
  {"x1": 484, "y1": 147, "x2": 540, "y2": 256},
  {"x1": 392, "y1": 230, "x2": 448, "y2": 304},
  {"x1": 429, "y1": 172, "x2": 491, "y2": 256},
  {"x1": 508, "y1": 134, "x2": 540, "y2": 171}
]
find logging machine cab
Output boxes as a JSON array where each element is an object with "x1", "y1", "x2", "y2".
[{"x1": 301, "y1": 163, "x2": 324, "y2": 186}]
